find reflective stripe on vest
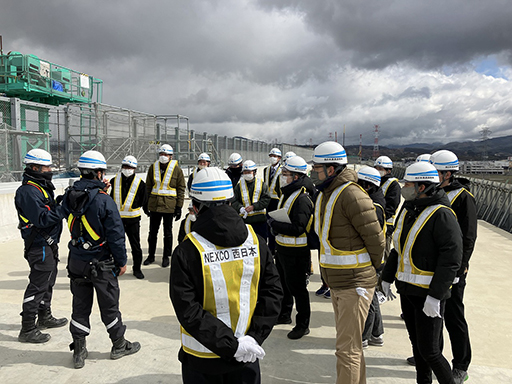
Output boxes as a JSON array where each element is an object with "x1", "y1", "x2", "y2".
[
  {"x1": 382, "y1": 177, "x2": 399, "y2": 224},
  {"x1": 446, "y1": 187, "x2": 471, "y2": 205},
  {"x1": 275, "y1": 188, "x2": 309, "y2": 247},
  {"x1": 315, "y1": 182, "x2": 372, "y2": 269},
  {"x1": 264, "y1": 164, "x2": 282, "y2": 200},
  {"x1": 113, "y1": 173, "x2": 142, "y2": 218},
  {"x1": 151, "y1": 160, "x2": 178, "y2": 196},
  {"x1": 240, "y1": 177, "x2": 266, "y2": 217},
  {"x1": 184, "y1": 214, "x2": 194, "y2": 235},
  {"x1": 393, "y1": 204, "x2": 455, "y2": 288},
  {"x1": 181, "y1": 226, "x2": 261, "y2": 358}
]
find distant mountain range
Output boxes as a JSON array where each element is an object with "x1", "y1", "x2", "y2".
[{"x1": 343, "y1": 135, "x2": 512, "y2": 161}]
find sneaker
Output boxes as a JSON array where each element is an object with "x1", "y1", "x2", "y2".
[
  {"x1": 315, "y1": 284, "x2": 329, "y2": 296},
  {"x1": 287, "y1": 327, "x2": 310, "y2": 340},
  {"x1": 452, "y1": 368, "x2": 468, "y2": 384},
  {"x1": 369, "y1": 335, "x2": 384, "y2": 347},
  {"x1": 276, "y1": 316, "x2": 292, "y2": 325},
  {"x1": 406, "y1": 356, "x2": 416, "y2": 366},
  {"x1": 133, "y1": 270, "x2": 145, "y2": 279},
  {"x1": 362, "y1": 339, "x2": 369, "y2": 349},
  {"x1": 323, "y1": 289, "x2": 331, "y2": 299}
]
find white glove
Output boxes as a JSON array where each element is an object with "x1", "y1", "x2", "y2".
[
  {"x1": 239, "y1": 207, "x2": 248, "y2": 219},
  {"x1": 423, "y1": 295, "x2": 441, "y2": 318},
  {"x1": 234, "y1": 335, "x2": 265, "y2": 363},
  {"x1": 381, "y1": 281, "x2": 396, "y2": 301},
  {"x1": 355, "y1": 287, "x2": 370, "y2": 300}
]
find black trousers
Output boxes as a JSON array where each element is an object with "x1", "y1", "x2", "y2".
[
  {"x1": 248, "y1": 221, "x2": 268, "y2": 243},
  {"x1": 275, "y1": 249, "x2": 311, "y2": 329},
  {"x1": 148, "y1": 212, "x2": 174, "y2": 259},
  {"x1": 363, "y1": 290, "x2": 384, "y2": 341},
  {"x1": 181, "y1": 360, "x2": 261, "y2": 384},
  {"x1": 68, "y1": 256, "x2": 126, "y2": 341},
  {"x1": 400, "y1": 294, "x2": 454, "y2": 384},
  {"x1": 445, "y1": 273, "x2": 471, "y2": 371},
  {"x1": 123, "y1": 218, "x2": 143, "y2": 271},
  {"x1": 22, "y1": 245, "x2": 58, "y2": 320},
  {"x1": 266, "y1": 199, "x2": 279, "y2": 253}
]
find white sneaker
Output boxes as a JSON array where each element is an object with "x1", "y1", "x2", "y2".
[{"x1": 369, "y1": 335, "x2": 384, "y2": 346}]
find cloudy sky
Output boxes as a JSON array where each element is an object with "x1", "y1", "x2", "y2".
[{"x1": 2, "y1": 0, "x2": 512, "y2": 146}]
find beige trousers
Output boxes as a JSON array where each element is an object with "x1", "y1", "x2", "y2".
[{"x1": 331, "y1": 286, "x2": 375, "y2": 384}]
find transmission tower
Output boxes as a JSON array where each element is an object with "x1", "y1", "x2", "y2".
[
  {"x1": 373, "y1": 125, "x2": 380, "y2": 159},
  {"x1": 328, "y1": 132, "x2": 333, "y2": 141},
  {"x1": 480, "y1": 126, "x2": 491, "y2": 160}
]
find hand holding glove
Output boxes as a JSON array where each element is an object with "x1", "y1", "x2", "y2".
[
  {"x1": 234, "y1": 335, "x2": 265, "y2": 363},
  {"x1": 423, "y1": 295, "x2": 441, "y2": 318},
  {"x1": 381, "y1": 281, "x2": 396, "y2": 301},
  {"x1": 240, "y1": 207, "x2": 248, "y2": 219},
  {"x1": 174, "y1": 206, "x2": 182, "y2": 221}
]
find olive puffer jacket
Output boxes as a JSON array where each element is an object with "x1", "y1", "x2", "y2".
[{"x1": 317, "y1": 168, "x2": 385, "y2": 290}]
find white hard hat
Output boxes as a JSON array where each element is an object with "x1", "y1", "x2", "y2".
[
  {"x1": 77, "y1": 150, "x2": 107, "y2": 170},
  {"x1": 190, "y1": 167, "x2": 234, "y2": 202},
  {"x1": 313, "y1": 141, "x2": 348, "y2": 165},
  {"x1": 374, "y1": 156, "x2": 393, "y2": 169},
  {"x1": 242, "y1": 160, "x2": 257, "y2": 172},
  {"x1": 283, "y1": 156, "x2": 308, "y2": 174},
  {"x1": 228, "y1": 152, "x2": 243, "y2": 165},
  {"x1": 283, "y1": 151, "x2": 296, "y2": 162},
  {"x1": 122, "y1": 155, "x2": 138, "y2": 168},
  {"x1": 24, "y1": 148, "x2": 53, "y2": 166},
  {"x1": 269, "y1": 148, "x2": 282, "y2": 157},
  {"x1": 197, "y1": 152, "x2": 211, "y2": 162},
  {"x1": 403, "y1": 162, "x2": 440, "y2": 183},
  {"x1": 416, "y1": 154, "x2": 431, "y2": 163},
  {"x1": 430, "y1": 150, "x2": 459, "y2": 171},
  {"x1": 357, "y1": 166, "x2": 381, "y2": 187},
  {"x1": 159, "y1": 144, "x2": 173, "y2": 155}
]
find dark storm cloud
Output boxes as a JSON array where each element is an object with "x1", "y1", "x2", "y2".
[{"x1": 256, "y1": 0, "x2": 512, "y2": 70}]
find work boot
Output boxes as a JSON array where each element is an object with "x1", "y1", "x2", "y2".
[
  {"x1": 37, "y1": 308, "x2": 68, "y2": 329},
  {"x1": 287, "y1": 327, "x2": 310, "y2": 340},
  {"x1": 162, "y1": 257, "x2": 169, "y2": 268},
  {"x1": 70, "y1": 338, "x2": 88, "y2": 369},
  {"x1": 18, "y1": 319, "x2": 51, "y2": 343},
  {"x1": 110, "y1": 336, "x2": 141, "y2": 360},
  {"x1": 133, "y1": 270, "x2": 145, "y2": 279},
  {"x1": 143, "y1": 256, "x2": 154, "y2": 266}
]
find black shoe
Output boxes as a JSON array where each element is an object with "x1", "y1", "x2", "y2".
[
  {"x1": 276, "y1": 316, "x2": 292, "y2": 325},
  {"x1": 110, "y1": 337, "x2": 141, "y2": 360},
  {"x1": 162, "y1": 257, "x2": 169, "y2": 268},
  {"x1": 37, "y1": 309, "x2": 68, "y2": 329},
  {"x1": 70, "y1": 338, "x2": 88, "y2": 369},
  {"x1": 19, "y1": 319, "x2": 51, "y2": 343},
  {"x1": 143, "y1": 257, "x2": 154, "y2": 266},
  {"x1": 133, "y1": 270, "x2": 145, "y2": 279},
  {"x1": 406, "y1": 356, "x2": 416, "y2": 366},
  {"x1": 287, "y1": 327, "x2": 310, "y2": 340}
]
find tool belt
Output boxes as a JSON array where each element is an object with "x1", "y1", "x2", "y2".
[
  {"x1": 68, "y1": 257, "x2": 117, "y2": 284},
  {"x1": 19, "y1": 223, "x2": 59, "y2": 259}
]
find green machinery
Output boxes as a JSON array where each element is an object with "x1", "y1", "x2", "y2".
[{"x1": 0, "y1": 52, "x2": 102, "y2": 105}]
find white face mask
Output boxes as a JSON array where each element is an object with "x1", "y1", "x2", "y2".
[
  {"x1": 189, "y1": 213, "x2": 197, "y2": 222},
  {"x1": 401, "y1": 186, "x2": 417, "y2": 201},
  {"x1": 280, "y1": 174, "x2": 291, "y2": 187},
  {"x1": 159, "y1": 155, "x2": 170, "y2": 164},
  {"x1": 269, "y1": 157, "x2": 279, "y2": 165},
  {"x1": 243, "y1": 173, "x2": 254, "y2": 182},
  {"x1": 121, "y1": 169, "x2": 135, "y2": 177},
  {"x1": 198, "y1": 164, "x2": 206, "y2": 170},
  {"x1": 378, "y1": 170, "x2": 386, "y2": 177}
]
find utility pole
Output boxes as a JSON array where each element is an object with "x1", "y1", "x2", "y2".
[
  {"x1": 480, "y1": 126, "x2": 491, "y2": 160},
  {"x1": 373, "y1": 124, "x2": 380, "y2": 159},
  {"x1": 358, "y1": 134, "x2": 362, "y2": 164},
  {"x1": 343, "y1": 125, "x2": 346, "y2": 147}
]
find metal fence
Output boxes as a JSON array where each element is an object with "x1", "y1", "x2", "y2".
[{"x1": 0, "y1": 96, "x2": 313, "y2": 179}]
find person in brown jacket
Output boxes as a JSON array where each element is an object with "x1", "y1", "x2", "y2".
[
  {"x1": 310, "y1": 141, "x2": 385, "y2": 384},
  {"x1": 144, "y1": 144, "x2": 186, "y2": 268}
]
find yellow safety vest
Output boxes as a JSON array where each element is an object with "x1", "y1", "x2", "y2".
[
  {"x1": 183, "y1": 214, "x2": 194, "y2": 235},
  {"x1": 275, "y1": 188, "x2": 311, "y2": 247},
  {"x1": 151, "y1": 160, "x2": 178, "y2": 196},
  {"x1": 446, "y1": 187, "x2": 473, "y2": 205},
  {"x1": 112, "y1": 173, "x2": 142, "y2": 218},
  {"x1": 180, "y1": 226, "x2": 260, "y2": 359},
  {"x1": 264, "y1": 164, "x2": 282, "y2": 200},
  {"x1": 239, "y1": 177, "x2": 266, "y2": 217},
  {"x1": 315, "y1": 182, "x2": 372, "y2": 269},
  {"x1": 393, "y1": 204, "x2": 456, "y2": 289},
  {"x1": 382, "y1": 177, "x2": 399, "y2": 225}
]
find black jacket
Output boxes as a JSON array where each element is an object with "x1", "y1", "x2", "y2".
[
  {"x1": 443, "y1": 178, "x2": 478, "y2": 276},
  {"x1": 369, "y1": 188, "x2": 386, "y2": 230},
  {"x1": 170, "y1": 204, "x2": 283, "y2": 374},
  {"x1": 271, "y1": 176, "x2": 314, "y2": 256},
  {"x1": 15, "y1": 171, "x2": 65, "y2": 248},
  {"x1": 231, "y1": 178, "x2": 271, "y2": 225},
  {"x1": 382, "y1": 189, "x2": 462, "y2": 300},
  {"x1": 62, "y1": 178, "x2": 127, "y2": 267},
  {"x1": 226, "y1": 166, "x2": 243, "y2": 188},
  {"x1": 380, "y1": 174, "x2": 401, "y2": 223},
  {"x1": 109, "y1": 173, "x2": 147, "y2": 222}
]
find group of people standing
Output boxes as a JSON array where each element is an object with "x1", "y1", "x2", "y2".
[{"x1": 14, "y1": 141, "x2": 476, "y2": 384}]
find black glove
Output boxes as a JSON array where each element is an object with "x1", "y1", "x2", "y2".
[
  {"x1": 143, "y1": 204, "x2": 150, "y2": 217},
  {"x1": 55, "y1": 194, "x2": 64, "y2": 204},
  {"x1": 174, "y1": 207, "x2": 182, "y2": 221},
  {"x1": 266, "y1": 217, "x2": 275, "y2": 229}
]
